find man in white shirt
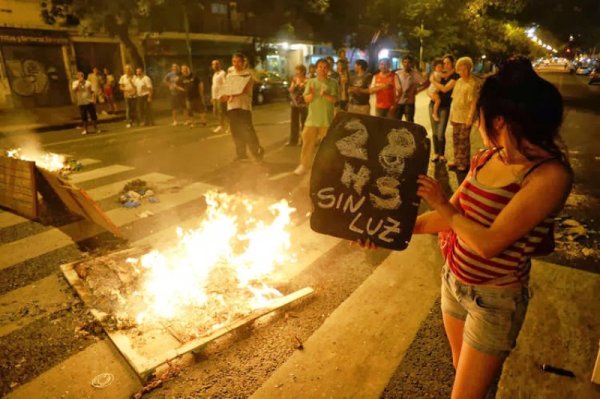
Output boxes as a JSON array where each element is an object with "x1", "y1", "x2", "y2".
[
  {"x1": 71, "y1": 71, "x2": 98, "y2": 135},
  {"x1": 118, "y1": 64, "x2": 136, "y2": 128},
  {"x1": 211, "y1": 59, "x2": 227, "y2": 133},
  {"x1": 221, "y1": 53, "x2": 263, "y2": 162},
  {"x1": 133, "y1": 67, "x2": 154, "y2": 126}
]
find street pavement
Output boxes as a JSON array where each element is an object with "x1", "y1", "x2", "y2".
[{"x1": 1, "y1": 71, "x2": 599, "y2": 398}]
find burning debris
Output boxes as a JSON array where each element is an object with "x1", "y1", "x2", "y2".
[
  {"x1": 72, "y1": 191, "x2": 298, "y2": 340},
  {"x1": 5, "y1": 147, "x2": 82, "y2": 175}
]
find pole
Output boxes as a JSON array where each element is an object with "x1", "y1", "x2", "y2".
[{"x1": 183, "y1": 5, "x2": 193, "y2": 70}]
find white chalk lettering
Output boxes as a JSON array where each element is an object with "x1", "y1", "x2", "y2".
[
  {"x1": 378, "y1": 217, "x2": 401, "y2": 242},
  {"x1": 341, "y1": 162, "x2": 371, "y2": 195},
  {"x1": 343, "y1": 194, "x2": 366, "y2": 214},
  {"x1": 317, "y1": 187, "x2": 336, "y2": 209},
  {"x1": 347, "y1": 213, "x2": 401, "y2": 243},
  {"x1": 366, "y1": 218, "x2": 383, "y2": 235},
  {"x1": 336, "y1": 119, "x2": 369, "y2": 160},
  {"x1": 369, "y1": 176, "x2": 401, "y2": 210},
  {"x1": 349, "y1": 212, "x2": 364, "y2": 234}
]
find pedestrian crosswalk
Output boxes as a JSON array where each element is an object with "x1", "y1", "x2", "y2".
[
  {"x1": 2, "y1": 152, "x2": 596, "y2": 399},
  {"x1": 0, "y1": 155, "x2": 343, "y2": 398}
]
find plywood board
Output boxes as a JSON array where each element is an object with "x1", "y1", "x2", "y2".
[
  {"x1": 37, "y1": 168, "x2": 121, "y2": 237},
  {"x1": 0, "y1": 156, "x2": 38, "y2": 219},
  {"x1": 60, "y1": 251, "x2": 314, "y2": 379}
]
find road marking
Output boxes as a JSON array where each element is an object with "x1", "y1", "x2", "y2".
[
  {"x1": 205, "y1": 132, "x2": 230, "y2": 140},
  {"x1": 252, "y1": 235, "x2": 442, "y2": 399},
  {"x1": 277, "y1": 120, "x2": 290, "y2": 124},
  {"x1": 68, "y1": 164, "x2": 135, "y2": 184},
  {"x1": 77, "y1": 158, "x2": 102, "y2": 167},
  {"x1": 267, "y1": 171, "x2": 294, "y2": 181},
  {"x1": 0, "y1": 172, "x2": 173, "y2": 229},
  {"x1": 0, "y1": 181, "x2": 217, "y2": 271},
  {"x1": 5, "y1": 340, "x2": 141, "y2": 399},
  {"x1": 43, "y1": 125, "x2": 164, "y2": 148},
  {"x1": 0, "y1": 274, "x2": 72, "y2": 338}
]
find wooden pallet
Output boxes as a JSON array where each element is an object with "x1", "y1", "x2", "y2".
[
  {"x1": 60, "y1": 249, "x2": 314, "y2": 379},
  {"x1": 0, "y1": 155, "x2": 120, "y2": 237},
  {"x1": 0, "y1": 156, "x2": 38, "y2": 219}
]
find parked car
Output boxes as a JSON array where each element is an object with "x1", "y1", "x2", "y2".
[
  {"x1": 576, "y1": 65, "x2": 593, "y2": 75},
  {"x1": 589, "y1": 67, "x2": 600, "y2": 85},
  {"x1": 252, "y1": 71, "x2": 289, "y2": 105}
]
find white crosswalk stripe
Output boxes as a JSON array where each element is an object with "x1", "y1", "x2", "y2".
[{"x1": 0, "y1": 155, "x2": 345, "y2": 398}]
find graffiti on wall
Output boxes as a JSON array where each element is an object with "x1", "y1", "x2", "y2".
[{"x1": 5, "y1": 59, "x2": 60, "y2": 97}]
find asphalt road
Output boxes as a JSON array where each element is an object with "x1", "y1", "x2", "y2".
[{"x1": 0, "y1": 71, "x2": 599, "y2": 398}]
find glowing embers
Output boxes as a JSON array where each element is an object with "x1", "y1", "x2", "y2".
[{"x1": 6, "y1": 147, "x2": 66, "y2": 172}]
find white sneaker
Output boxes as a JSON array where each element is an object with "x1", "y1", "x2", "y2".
[
  {"x1": 293, "y1": 165, "x2": 306, "y2": 175},
  {"x1": 126, "y1": 123, "x2": 132, "y2": 128},
  {"x1": 212, "y1": 126, "x2": 222, "y2": 133},
  {"x1": 81, "y1": 130, "x2": 88, "y2": 135}
]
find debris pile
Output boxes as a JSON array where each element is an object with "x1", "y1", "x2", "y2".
[
  {"x1": 554, "y1": 216, "x2": 598, "y2": 259},
  {"x1": 119, "y1": 179, "x2": 160, "y2": 208}
]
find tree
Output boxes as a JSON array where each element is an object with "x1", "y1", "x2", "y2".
[{"x1": 39, "y1": 0, "x2": 191, "y2": 67}]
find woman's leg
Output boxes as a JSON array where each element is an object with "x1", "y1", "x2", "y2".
[
  {"x1": 290, "y1": 106, "x2": 299, "y2": 145},
  {"x1": 443, "y1": 313, "x2": 465, "y2": 369},
  {"x1": 453, "y1": 123, "x2": 471, "y2": 170},
  {"x1": 452, "y1": 343, "x2": 505, "y2": 399}
]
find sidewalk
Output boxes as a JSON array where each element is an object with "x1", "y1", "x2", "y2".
[{"x1": 0, "y1": 98, "x2": 172, "y2": 137}]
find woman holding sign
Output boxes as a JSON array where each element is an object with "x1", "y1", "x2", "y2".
[{"x1": 414, "y1": 57, "x2": 572, "y2": 399}]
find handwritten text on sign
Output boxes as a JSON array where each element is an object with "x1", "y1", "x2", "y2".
[{"x1": 310, "y1": 113, "x2": 430, "y2": 250}]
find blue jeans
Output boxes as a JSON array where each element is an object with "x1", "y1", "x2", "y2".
[{"x1": 429, "y1": 102, "x2": 450, "y2": 156}]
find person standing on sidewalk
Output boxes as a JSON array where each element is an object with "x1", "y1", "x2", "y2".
[
  {"x1": 102, "y1": 67, "x2": 118, "y2": 114},
  {"x1": 414, "y1": 57, "x2": 572, "y2": 399},
  {"x1": 429, "y1": 55, "x2": 459, "y2": 163},
  {"x1": 394, "y1": 55, "x2": 429, "y2": 122},
  {"x1": 336, "y1": 59, "x2": 350, "y2": 112},
  {"x1": 180, "y1": 65, "x2": 206, "y2": 128},
  {"x1": 119, "y1": 65, "x2": 137, "y2": 128},
  {"x1": 287, "y1": 64, "x2": 308, "y2": 146},
  {"x1": 211, "y1": 60, "x2": 227, "y2": 133},
  {"x1": 293, "y1": 58, "x2": 338, "y2": 175},
  {"x1": 448, "y1": 57, "x2": 479, "y2": 172},
  {"x1": 221, "y1": 53, "x2": 264, "y2": 162},
  {"x1": 370, "y1": 58, "x2": 396, "y2": 117},
  {"x1": 72, "y1": 71, "x2": 98, "y2": 135},
  {"x1": 163, "y1": 63, "x2": 185, "y2": 126},
  {"x1": 347, "y1": 59, "x2": 372, "y2": 115},
  {"x1": 133, "y1": 67, "x2": 154, "y2": 126}
]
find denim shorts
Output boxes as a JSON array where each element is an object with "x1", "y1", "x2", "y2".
[{"x1": 440, "y1": 264, "x2": 529, "y2": 357}]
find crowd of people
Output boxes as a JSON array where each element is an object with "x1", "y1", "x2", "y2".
[{"x1": 70, "y1": 53, "x2": 574, "y2": 399}]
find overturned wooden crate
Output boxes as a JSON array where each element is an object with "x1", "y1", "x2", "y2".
[
  {"x1": 0, "y1": 155, "x2": 120, "y2": 236},
  {"x1": 60, "y1": 247, "x2": 314, "y2": 379}
]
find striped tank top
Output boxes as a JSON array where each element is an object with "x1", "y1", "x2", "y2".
[{"x1": 446, "y1": 148, "x2": 554, "y2": 286}]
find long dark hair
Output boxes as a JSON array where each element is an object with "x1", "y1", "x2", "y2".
[{"x1": 477, "y1": 57, "x2": 568, "y2": 164}]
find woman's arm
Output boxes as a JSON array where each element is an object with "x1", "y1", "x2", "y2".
[
  {"x1": 432, "y1": 78, "x2": 456, "y2": 93},
  {"x1": 418, "y1": 162, "x2": 572, "y2": 258}
]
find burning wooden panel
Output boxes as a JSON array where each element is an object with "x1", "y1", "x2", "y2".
[
  {"x1": 37, "y1": 168, "x2": 121, "y2": 237},
  {"x1": 0, "y1": 156, "x2": 38, "y2": 219},
  {"x1": 61, "y1": 246, "x2": 313, "y2": 378}
]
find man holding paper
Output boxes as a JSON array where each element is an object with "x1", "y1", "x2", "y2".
[{"x1": 220, "y1": 53, "x2": 264, "y2": 162}]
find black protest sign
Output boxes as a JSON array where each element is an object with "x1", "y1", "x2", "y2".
[{"x1": 310, "y1": 112, "x2": 430, "y2": 250}]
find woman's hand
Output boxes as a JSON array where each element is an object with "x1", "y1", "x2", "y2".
[{"x1": 417, "y1": 175, "x2": 450, "y2": 210}]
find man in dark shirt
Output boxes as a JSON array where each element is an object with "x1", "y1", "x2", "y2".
[
  {"x1": 180, "y1": 65, "x2": 206, "y2": 127},
  {"x1": 348, "y1": 59, "x2": 373, "y2": 114}
]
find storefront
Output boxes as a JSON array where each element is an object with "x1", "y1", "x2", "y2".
[{"x1": 0, "y1": 28, "x2": 72, "y2": 109}]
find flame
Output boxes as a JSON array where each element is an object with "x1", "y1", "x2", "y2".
[
  {"x1": 124, "y1": 191, "x2": 296, "y2": 336},
  {"x1": 6, "y1": 147, "x2": 66, "y2": 172}
]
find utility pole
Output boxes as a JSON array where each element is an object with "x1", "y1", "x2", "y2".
[{"x1": 183, "y1": 4, "x2": 193, "y2": 69}]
